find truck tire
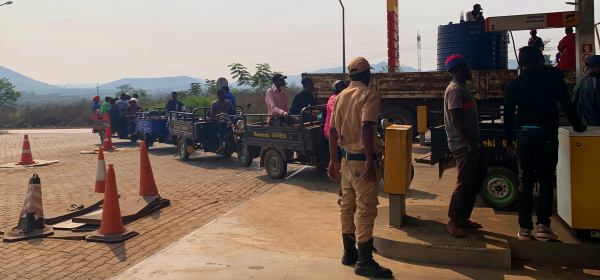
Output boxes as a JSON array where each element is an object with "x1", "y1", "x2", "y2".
[
  {"x1": 265, "y1": 149, "x2": 287, "y2": 179},
  {"x1": 178, "y1": 138, "x2": 192, "y2": 161},
  {"x1": 237, "y1": 142, "x2": 253, "y2": 167},
  {"x1": 480, "y1": 166, "x2": 518, "y2": 210},
  {"x1": 383, "y1": 107, "x2": 417, "y2": 137}
]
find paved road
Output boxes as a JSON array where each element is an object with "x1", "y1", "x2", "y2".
[{"x1": 0, "y1": 130, "x2": 295, "y2": 280}]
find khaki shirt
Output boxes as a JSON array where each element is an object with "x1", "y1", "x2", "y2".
[{"x1": 330, "y1": 81, "x2": 381, "y2": 153}]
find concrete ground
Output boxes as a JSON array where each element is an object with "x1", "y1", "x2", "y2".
[
  {"x1": 115, "y1": 161, "x2": 600, "y2": 279},
  {"x1": 0, "y1": 130, "x2": 292, "y2": 279}
]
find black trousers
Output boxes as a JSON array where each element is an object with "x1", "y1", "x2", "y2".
[
  {"x1": 448, "y1": 147, "x2": 487, "y2": 223},
  {"x1": 516, "y1": 128, "x2": 558, "y2": 229}
]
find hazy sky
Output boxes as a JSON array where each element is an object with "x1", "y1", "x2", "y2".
[{"x1": 2, "y1": 0, "x2": 599, "y2": 85}]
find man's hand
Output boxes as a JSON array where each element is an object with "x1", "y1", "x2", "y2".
[
  {"x1": 328, "y1": 160, "x2": 341, "y2": 181},
  {"x1": 362, "y1": 161, "x2": 377, "y2": 182}
]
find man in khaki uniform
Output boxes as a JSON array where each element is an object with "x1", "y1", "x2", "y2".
[{"x1": 327, "y1": 57, "x2": 393, "y2": 278}]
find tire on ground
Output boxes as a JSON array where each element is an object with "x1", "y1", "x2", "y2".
[
  {"x1": 264, "y1": 149, "x2": 287, "y2": 179},
  {"x1": 383, "y1": 107, "x2": 417, "y2": 137},
  {"x1": 480, "y1": 166, "x2": 519, "y2": 210}
]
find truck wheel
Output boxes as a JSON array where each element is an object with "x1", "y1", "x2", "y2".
[
  {"x1": 238, "y1": 143, "x2": 253, "y2": 167},
  {"x1": 178, "y1": 138, "x2": 192, "y2": 161},
  {"x1": 480, "y1": 166, "x2": 518, "y2": 210},
  {"x1": 383, "y1": 107, "x2": 417, "y2": 137},
  {"x1": 265, "y1": 150, "x2": 287, "y2": 179}
]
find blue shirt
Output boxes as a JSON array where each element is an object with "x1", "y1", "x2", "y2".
[{"x1": 224, "y1": 92, "x2": 237, "y2": 109}]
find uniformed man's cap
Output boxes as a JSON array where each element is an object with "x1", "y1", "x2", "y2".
[{"x1": 348, "y1": 57, "x2": 373, "y2": 75}]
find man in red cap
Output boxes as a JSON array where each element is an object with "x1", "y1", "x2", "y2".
[
  {"x1": 443, "y1": 54, "x2": 486, "y2": 238},
  {"x1": 328, "y1": 57, "x2": 393, "y2": 278}
]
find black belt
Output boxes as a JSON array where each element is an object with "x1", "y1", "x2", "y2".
[{"x1": 341, "y1": 151, "x2": 377, "y2": 161}]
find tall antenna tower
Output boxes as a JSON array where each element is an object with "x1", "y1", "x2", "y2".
[{"x1": 417, "y1": 30, "x2": 422, "y2": 72}]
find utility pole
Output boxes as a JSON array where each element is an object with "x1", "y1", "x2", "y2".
[
  {"x1": 417, "y1": 31, "x2": 422, "y2": 72},
  {"x1": 338, "y1": 0, "x2": 346, "y2": 73}
]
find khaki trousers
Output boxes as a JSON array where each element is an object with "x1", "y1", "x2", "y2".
[{"x1": 339, "y1": 158, "x2": 381, "y2": 244}]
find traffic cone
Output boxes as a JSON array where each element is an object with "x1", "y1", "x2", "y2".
[
  {"x1": 17, "y1": 135, "x2": 36, "y2": 165},
  {"x1": 87, "y1": 164, "x2": 138, "y2": 243},
  {"x1": 139, "y1": 141, "x2": 159, "y2": 196},
  {"x1": 3, "y1": 174, "x2": 53, "y2": 242},
  {"x1": 95, "y1": 147, "x2": 107, "y2": 193},
  {"x1": 102, "y1": 125, "x2": 115, "y2": 152}
]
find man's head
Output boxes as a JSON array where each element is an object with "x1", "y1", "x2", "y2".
[
  {"x1": 272, "y1": 74, "x2": 287, "y2": 89},
  {"x1": 93, "y1": 96, "x2": 100, "y2": 103},
  {"x1": 472, "y1": 4, "x2": 482, "y2": 14},
  {"x1": 105, "y1": 96, "x2": 111, "y2": 102},
  {"x1": 586, "y1": 55, "x2": 600, "y2": 74},
  {"x1": 133, "y1": 93, "x2": 139, "y2": 99},
  {"x1": 518, "y1": 46, "x2": 544, "y2": 70},
  {"x1": 332, "y1": 80, "x2": 348, "y2": 94},
  {"x1": 530, "y1": 29, "x2": 537, "y2": 37},
  {"x1": 217, "y1": 89, "x2": 226, "y2": 101},
  {"x1": 348, "y1": 57, "x2": 373, "y2": 86},
  {"x1": 566, "y1": 26, "x2": 574, "y2": 34},
  {"x1": 126, "y1": 94, "x2": 131, "y2": 100},
  {"x1": 446, "y1": 54, "x2": 471, "y2": 82},
  {"x1": 222, "y1": 86, "x2": 230, "y2": 93},
  {"x1": 171, "y1": 91, "x2": 178, "y2": 101},
  {"x1": 120, "y1": 93, "x2": 127, "y2": 100},
  {"x1": 301, "y1": 77, "x2": 315, "y2": 92}
]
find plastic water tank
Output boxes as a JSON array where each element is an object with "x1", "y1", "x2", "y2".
[{"x1": 437, "y1": 21, "x2": 509, "y2": 71}]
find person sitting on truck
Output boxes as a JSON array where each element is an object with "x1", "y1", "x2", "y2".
[
  {"x1": 290, "y1": 77, "x2": 318, "y2": 119},
  {"x1": 210, "y1": 89, "x2": 235, "y2": 119},
  {"x1": 504, "y1": 46, "x2": 586, "y2": 241},
  {"x1": 131, "y1": 93, "x2": 140, "y2": 108},
  {"x1": 265, "y1": 74, "x2": 288, "y2": 123},
  {"x1": 165, "y1": 92, "x2": 184, "y2": 114},
  {"x1": 573, "y1": 55, "x2": 600, "y2": 126},
  {"x1": 557, "y1": 27, "x2": 576, "y2": 71},
  {"x1": 466, "y1": 4, "x2": 484, "y2": 21},
  {"x1": 443, "y1": 54, "x2": 486, "y2": 238}
]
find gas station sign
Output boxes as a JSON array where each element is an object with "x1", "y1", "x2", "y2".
[{"x1": 485, "y1": 11, "x2": 579, "y2": 32}]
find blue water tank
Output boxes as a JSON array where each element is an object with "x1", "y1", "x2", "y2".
[{"x1": 437, "y1": 21, "x2": 509, "y2": 71}]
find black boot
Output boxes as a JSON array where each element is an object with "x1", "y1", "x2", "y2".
[
  {"x1": 355, "y1": 239, "x2": 393, "y2": 278},
  {"x1": 341, "y1": 233, "x2": 358, "y2": 265}
]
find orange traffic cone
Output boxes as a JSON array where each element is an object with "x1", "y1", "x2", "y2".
[
  {"x1": 94, "y1": 147, "x2": 107, "y2": 193},
  {"x1": 17, "y1": 135, "x2": 36, "y2": 165},
  {"x1": 87, "y1": 164, "x2": 138, "y2": 243},
  {"x1": 139, "y1": 141, "x2": 159, "y2": 196},
  {"x1": 3, "y1": 174, "x2": 53, "y2": 242},
  {"x1": 102, "y1": 125, "x2": 115, "y2": 152}
]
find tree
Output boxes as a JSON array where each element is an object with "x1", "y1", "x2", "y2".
[
  {"x1": 228, "y1": 63, "x2": 252, "y2": 87},
  {"x1": 0, "y1": 78, "x2": 21, "y2": 107},
  {"x1": 115, "y1": 84, "x2": 134, "y2": 98},
  {"x1": 228, "y1": 62, "x2": 280, "y2": 93},
  {"x1": 189, "y1": 82, "x2": 202, "y2": 96},
  {"x1": 205, "y1": 79, "x2": 217, "y2": 95}
]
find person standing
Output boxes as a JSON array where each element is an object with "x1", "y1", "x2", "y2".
[
  {"x1": 573, "y1": 55, "x2": 600, "y2": 126},
  {"x1": 504, "y1": 46, "x2": 586, "y2": 241},
  {"x1": 466, "y1": 4, "x2": 484, "y2": 21},
  {"x1": 101, "y1": 97, "x2": 111, "y2": 115},
  {"x1": 528, "y1": 29, "x2": 544, "y2": 52},
  {"x1": 443, "y1": 54, "x2": 486, "y2": 238},
  {"x1": 557, "y1": 27, "x2": 576, "y2": 71},
  {"x1": 327, "y1": 57, "x2": 392, "y2": 278},
  {"x1": 265, "y1": 74, "x2": 288, "y2": 123},
  {"x1": 165, "y1": 92, "x2": 184, "y2": 114},
  {"x1": 324, "y1": 80, "x2": 348, "y2": 140},
  {"x1": 290, "y1": 77, "x2": 318, "y2": 118}
]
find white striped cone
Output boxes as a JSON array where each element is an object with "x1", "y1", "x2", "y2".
[
  {"x1": 20, "y1": 175, "x2": 43, "y2": 220},
  {"x1": 95, "y1": 147, "x2": 107, "y2": 193}
]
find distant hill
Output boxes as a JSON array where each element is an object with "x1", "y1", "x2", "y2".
[
  {"x1": 0, "y1": 66, "x2": 59, "y2": 93},
  {"x1": 100, "y1": 76, "x2": 202, "y2": 92}
]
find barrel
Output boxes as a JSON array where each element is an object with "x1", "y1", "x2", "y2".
[{"x1": 437, "y1": 21, "x2": 509, "y2": 71}]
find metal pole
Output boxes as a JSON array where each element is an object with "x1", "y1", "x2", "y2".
[{"x1": 338, "y1": 0, "x2": 346, "y2": 74}]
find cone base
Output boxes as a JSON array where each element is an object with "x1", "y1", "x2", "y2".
[
  {"x1": 2, "y1": 225, "x2": 53, "y2": 243},
  {"x1": 86, "y1": 230, "x2": 138, "y2": 243},
  {"x1": 16, "y1": 160, "x2": 36, "y2": 165}
]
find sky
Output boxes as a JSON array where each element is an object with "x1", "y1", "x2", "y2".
[{"x1": 1, "y1": 0, "x2": 599, "y2": 85}]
